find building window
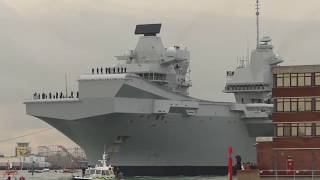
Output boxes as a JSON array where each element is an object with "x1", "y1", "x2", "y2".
[
  {"x1": 291, "y1": 98, "x2": 298, "y2": 111},
  {"x1": 305, "y1": 73, "x2": 312, "y2": 86},
  {"x1": 283, "y1": 124, "x2": 291, "y2": 136},
  {"x1": 298, "y1": 98, "x2": 312, "y2": 112},
  {"x1": 298, "y1": 123, "x2": 312, "y2": 136},
  {"x1": 316, "y1": 123, "x2": 320, "y2": 136},
  {"x1": 298, "y1": 124, "x2": 305, "y2": 136},
  {"x1": 306, "y1": 123, "x2": 312, "y2": 136},
  {"x1": 276, "y1": 73, "x2": 312, "y2": 87},
  {"x1": 276, "y1": 74, "x2": 283, "y2": 87},
  {"x1": 305, "y1": 98, "x2": 312, "y2": 111},
  {"x1": 316, "y1": 73, "x2": 320, "y2": 86},
  {"x1": 290, "y1": 73, "x2": 298, "y2": 86},
  {"x1": 283, "y1": 98, "x2": 291, "y2": 112},
  {"x1": 276, "y1": 98, "x2": 313, "y2": 112},
  {"x1": 277, "y1": 123, "x2": 284, "y2": 136},
  {"x1": 283, "y1": 74, "x2": 290, "y2": 87},
  {"x1": 316, "y1": 98, "x2": 320, "y2": 111},
  {"x1": 277, "y1": 123, "x2": 320, "y2": 137},
  {"x1": 291, "y1": 123, "x2": 298, "y2": 136},
  {"x1": 298, "y1": 73, "x2": 305, "y2": 86},
  {"x1": 298, "y1": 98, "x2": 305, "y2": 111},
  {"x1": 277, "y1": 99, "x2": 284, "y2": 112},
  {"x1": 276, "y1": 123, "x2": 291, "y2": 137}
]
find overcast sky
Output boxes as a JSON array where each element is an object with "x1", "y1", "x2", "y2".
[{"x1": 0, "y1": 0, "x2": 320, "y2": 156}]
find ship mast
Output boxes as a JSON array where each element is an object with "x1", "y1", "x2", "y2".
[{"x1": 255, "y1": 0, "x2": 260, "y2": 49}]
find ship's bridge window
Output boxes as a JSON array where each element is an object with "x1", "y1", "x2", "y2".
[
  {"x1": 251, "y1": 99, "x2": 262, "y2": 103},
  {"x1": 137, "y1": 72, "x2": 167, "y2": 81}
]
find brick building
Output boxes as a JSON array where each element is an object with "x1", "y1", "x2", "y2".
[{"x1": 257, "y1": 65, "x2": 320, "y2": 174}]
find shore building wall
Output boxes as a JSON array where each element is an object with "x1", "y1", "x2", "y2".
[{"x1": 257, "y1": 65, "x2": 320, "y2": 173}]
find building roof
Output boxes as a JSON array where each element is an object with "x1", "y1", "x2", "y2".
[{"x1": 273, "y1": 64, "x2": 320, "y2": 74}]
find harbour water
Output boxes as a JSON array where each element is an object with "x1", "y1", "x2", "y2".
[{"x1": 1, "y1": 171, "x2": 227, "y2": 180}]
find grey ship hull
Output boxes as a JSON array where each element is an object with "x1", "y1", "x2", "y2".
[
  {"x1": 27, "y1": 96, "x2": 272, "y2": 175},
  {"x1": 43, "y1": 110, "x2": 256, "y2": 166}
]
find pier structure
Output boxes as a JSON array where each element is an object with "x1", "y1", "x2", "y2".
[{"x1": 37, "y1": 145, "x2": 87, "y2": 169}]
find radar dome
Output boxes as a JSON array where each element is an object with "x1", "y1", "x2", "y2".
[{"x1": 166, "y1": 46, "x2": 178, "y2": 57}]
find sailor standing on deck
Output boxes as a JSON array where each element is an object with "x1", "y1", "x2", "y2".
[
  {"x1": 33, "y1": 92, "x2": 37, "y2": 99},
  {"x1": 235, "y1": 155, "x2": 242, "y2": 171}
]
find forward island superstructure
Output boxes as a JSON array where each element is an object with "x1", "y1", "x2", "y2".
[{"x1": 25, "y1": 2, "x2": 284, "y2": 176}]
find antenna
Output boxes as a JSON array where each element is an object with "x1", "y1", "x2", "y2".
[
  {"x1": 65, "y1": 73, "x2": 68, "y2": 98},
  {"x1": 255, "y1": 0, "x2": 260, "y2": 49},
  {"x1": 246, "y1": 36, "x2": 250, "y2": 62}
]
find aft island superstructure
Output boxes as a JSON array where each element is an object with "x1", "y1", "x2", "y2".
[{"x1": 25, "y1": 3, "x2": 284, "y2": 176}]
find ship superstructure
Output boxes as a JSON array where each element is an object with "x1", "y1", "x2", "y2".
[{"x1": 25, "y1": 1, "x2": 283, "y2": 176}]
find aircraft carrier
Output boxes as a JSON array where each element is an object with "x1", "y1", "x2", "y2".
[{"x1": 25, "y1": 1, "x2": 283, "y2": 176}]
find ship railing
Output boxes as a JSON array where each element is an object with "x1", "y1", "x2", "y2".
[
  {"x1": 90, "y1": 66, "x2": 127, "y2": 75},
  {"x1": 31, "y1": 91, "x2": 79, "y2": 101},
  {"x1": 226, "y1": 70, "x2": 235, "y2": 77},
  {"x1": 260, "y1": 169, "x2": 320, "y2": 179}
]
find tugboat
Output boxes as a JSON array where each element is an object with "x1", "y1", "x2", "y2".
[{"x1": 72, "y1": 151, "x2": 120, "y2": 180}]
